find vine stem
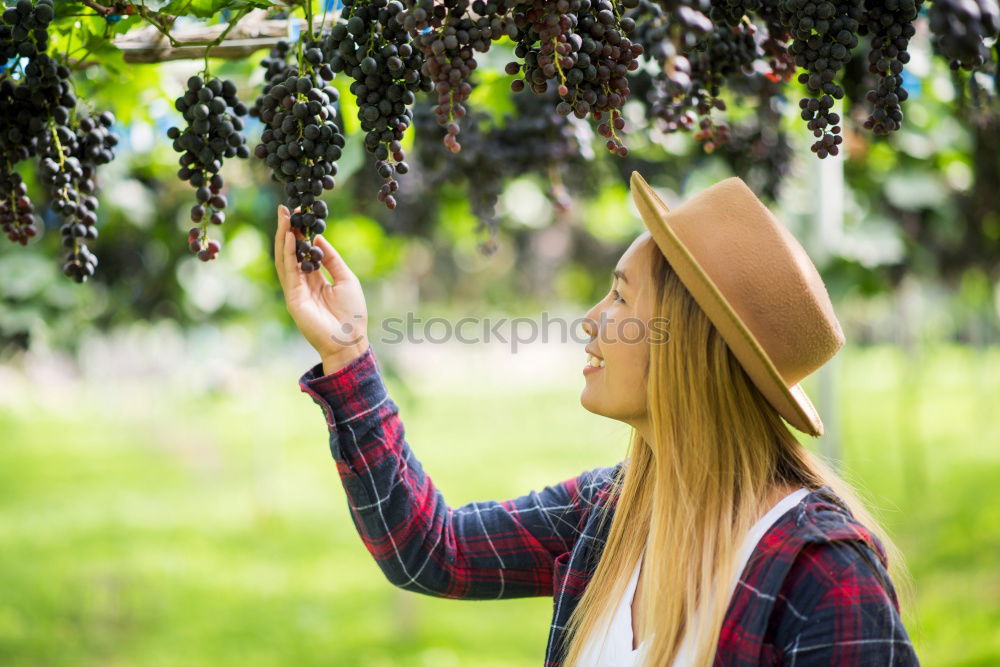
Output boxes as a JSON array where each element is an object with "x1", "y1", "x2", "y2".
[
  {"x1": 69, "y1": 22, "x2": 111, "y2": 70},
  {"x1": 319, "y1": 0, "x2": 330, "y2": 35},
  {"x1": 63, "y1": 21, "x2": 74, "y2": 65},
  {"x1": 202, "y1": 6, "x2": 252, "y2": 76},
  {"x1": 550, "y1": 37, "x2": 567, "y2": 88},
  {"x1": 46, "y1": 121, "x2": 81, "y2": 253},
  {"x1": 136, "y1": 5, "x2": 182, "y2": 47},
  {"x1": 304, "y1": 0, "x2": 314, "y2": 41},
  {"x1": 80, "y1": 0, "x2": 113, "y2": 17},
  {"x1": 600, "y1": 82, "x2": 623, "y2": 145}
]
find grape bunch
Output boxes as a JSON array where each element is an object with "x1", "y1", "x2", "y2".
[
  {"x1": 718, "y1": 97, "x2": 792, "y2": 201},
  {"x1": 252, "y1": 69, "x2": 346, "y2": 273},
  {"x1": 167, "y1": 75, "x2": 250, "y2": 262},
  {"x1": 627, "y1": 0, "x2": 698, "y2": 134},
  {"x1": 491, "y1": 78, "x2": 589, "y2": 212},
  {"x1": 412, "y1": 101, "x2": 504, "y2": 251},
  {"x1": 396, "y1": 0, "x2": 515, "y2": 153},
  {"x1": 0, "y1": 168, "x2": 36, "y2": 245},
  {"x1": 778, "y1": 0, "x2": 864, "y2": 157},
  {"x1": 631, "y1": 6, "x2": 758, "y2": 151},
  {"x1": 648, "y1": 0, "x2": 713, "y2": 51},
  {"x1": 43, "y1": 111, "x2": 117, "y2": 283},
  {"x1": 75, "y1": 112, "x2": 118, "y2": 186},
  {"x1": 0, "y1": 0, "x2": 53, "y2": 60},
  {"x1": 710, "y1": 0, "x2": 761, "y2": 28},
  {"x1": 0, "y1": 0, "x2": 59, "y2": 186},
  {"x1": 249, "y1": 39, "x2": 293, "y2": 119},
  {"x1": 508, "y1": 0, "x2": 644, "y2": 156},
  {"x1": 1, "y1": 0, "x2": 120, "y2": 281},
  {"x1": 755, "y1": 0, "x2": 796, "y2": 83},
  {"x1": 0, "y1": 69, "x2": 46, "y2": 245},
  {"x1": 685, "y1": 21, "x2": 760, "y2": 150},
  {"x1": 323, "y1": 0, "x2": 428, "y2": 206},
  {"x1": 928, "y1": 0, "x2": 1000, "y2": 71},
  {"x1": 412, "y1": 78, "x2": 587, "y2": 251},
  {"x1": 7, "y1": 55, "x2": 89, "y2": 269},
  {"x1": 858, "y1": 0, "x2": 921, "y2": 135},
  {"x1": 506, "y1": 0, "x2": 583, "y2": 100}
]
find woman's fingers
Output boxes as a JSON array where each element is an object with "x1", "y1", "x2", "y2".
[
  {"x1": 304, "y1": 253, "x2": 330, "y2": 290},
  {"x1": 275, "y1": 205, "x2": 289, "y2": 287},
  {"x1": 283, "y1": 230, "x2": 302, "y2": 288},
  {"x1": 277, "y1": 205, "x2": 337, "y2": 292},
  {"x1": 313, "y1": 234, "x2": 356, "y2": 284}
]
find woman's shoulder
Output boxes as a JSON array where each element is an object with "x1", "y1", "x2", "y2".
[
  {"x1": 753, "y1": 485, "x2": 895, "y2": 602},
  {"x1": 720, "y1": 486, "x2": 916, "y2": 664},
  {"x1": 758, "y1": 485, "x2": 890, "y2": 568},
  {"x1": 764, "y1": 535, "x2": 915, "y2": 664},
  {"x1": 760, "y1": 488, "x2": 916, "y2": 664},
  {"x1": 734, "y1": 488, "x2": 897, "y2": 619}
]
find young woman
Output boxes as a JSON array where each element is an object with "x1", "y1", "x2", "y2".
[{"x1": 274, "y1": 172, "x2": 917, "y2": 666}]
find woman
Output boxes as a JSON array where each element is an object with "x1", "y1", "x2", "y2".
[{"x1": 275, "y1": 172, "x2": 917, "y2": 666}]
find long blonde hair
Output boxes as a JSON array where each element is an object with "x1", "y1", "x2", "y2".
[{"x1": 560, "y1": 247, "x2": 908, "y2": 666}]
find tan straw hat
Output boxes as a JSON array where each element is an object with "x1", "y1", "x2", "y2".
[{"x1": 629, "y1": 171, "x2": 845, "y2": 437}]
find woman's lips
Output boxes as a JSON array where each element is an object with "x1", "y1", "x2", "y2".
[{"x1": 583, "y1": 354, "x2": 605, "y2": 376}]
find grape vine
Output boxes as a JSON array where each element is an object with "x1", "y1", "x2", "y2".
[{"x1": 0, "y1": 0, "x2": 998, "y2": 279}]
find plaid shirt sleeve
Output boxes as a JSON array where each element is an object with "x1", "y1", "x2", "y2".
[
  {"x1": 298, "y1": 344, "x2": 612, "y2": 601},
  {"x1": 771, "y1": 540, "x2": 918, "y2": 665}
]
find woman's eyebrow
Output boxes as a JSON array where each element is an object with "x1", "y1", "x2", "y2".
[{"x1": 613, "y1": 268, "x2": 629, "y2": 285}]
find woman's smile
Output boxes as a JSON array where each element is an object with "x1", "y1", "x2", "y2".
[{"x1": 583, "y1": 352, "x2": 606, "y2": 376}]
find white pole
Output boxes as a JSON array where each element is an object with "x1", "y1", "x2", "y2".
[{"x1": 813, "y1": 115, "x2": 845, "y2": 466}]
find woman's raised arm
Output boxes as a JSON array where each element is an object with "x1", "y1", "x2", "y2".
[
  {"x1": 275, "y1": 205, "x2": 614, "y2": 599},
  {"x1": 299, "y1": 346, "x2": 616, "y2": 599}
]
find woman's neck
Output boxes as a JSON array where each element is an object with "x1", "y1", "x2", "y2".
[{"x1": 759, "y1": 481, "x2": 803, "y2": 517}]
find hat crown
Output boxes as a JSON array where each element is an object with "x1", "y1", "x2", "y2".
[
  {"x1": 630, "y1": 172, "x2": 845, "y2": 436},
  {"x1": 664, "y1": 177, "x2": 844, "y2": 384}
]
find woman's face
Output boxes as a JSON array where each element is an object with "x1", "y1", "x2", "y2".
[{"x1": 580, "y1": 231, "x2": 658, "y2": 432}]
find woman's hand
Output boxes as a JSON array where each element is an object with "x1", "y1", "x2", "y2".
[{"x1": 274, "y1": 204, "x2": 369, "y2": 374}]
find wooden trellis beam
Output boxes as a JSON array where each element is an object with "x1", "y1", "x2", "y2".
[{"x1": 93, "y1": 9, "x2": 336, "y2": 65}]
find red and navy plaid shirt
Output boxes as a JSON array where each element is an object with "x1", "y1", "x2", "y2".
[{"x1": 299, "y1": 344, "x2": 918, "y2": 666}]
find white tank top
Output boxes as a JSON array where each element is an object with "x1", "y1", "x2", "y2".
[{"x1": 575, "y1": 487, "x2": 809, "y2": 666}]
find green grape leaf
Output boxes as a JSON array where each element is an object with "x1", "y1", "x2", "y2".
[
  {"x1": 80, "y1": 34, "x2": 126, "y2": 73},
  {"x1": 105, "y1": 15, "x2": 143, "y2": 37}
]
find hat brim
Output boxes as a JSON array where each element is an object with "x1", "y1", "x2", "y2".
[{"x1": 630, "y1": 171, "x2": 824, "y2": 437}]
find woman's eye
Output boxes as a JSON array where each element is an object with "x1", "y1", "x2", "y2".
[{"x1": 612, "y1": 289, "x2": 625, "y2": 304}]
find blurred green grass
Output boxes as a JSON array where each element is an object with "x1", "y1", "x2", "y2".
[{"x1": 0, "y1": 343, "x2": 998, "y2": 666}]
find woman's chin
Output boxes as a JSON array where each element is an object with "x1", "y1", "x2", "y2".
[{"x1": 579, "y1": 387, "x2": 601, "y2": 415}]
